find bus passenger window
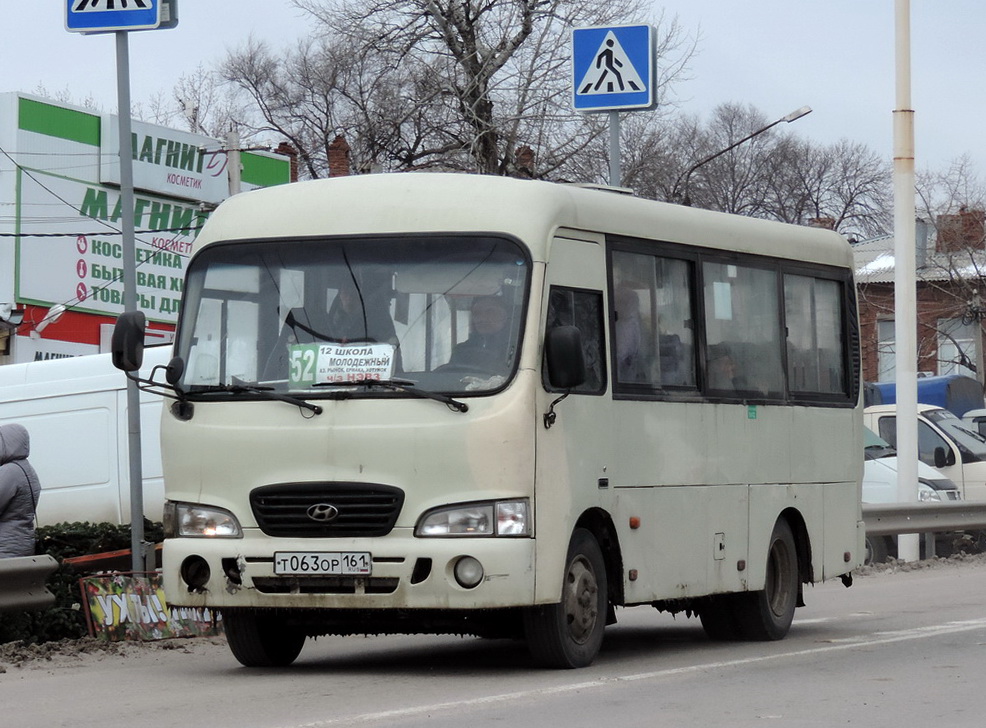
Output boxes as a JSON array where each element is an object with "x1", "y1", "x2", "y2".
[
  {"x1": 784, "y1": 274, "x2": 846, "y2": 395},
  {"x1": 702, "y1": 262, "x2": 783, "y2": 397},
  {"x1": 610, "y1": 250, "x2": 696, "y2": 391}
]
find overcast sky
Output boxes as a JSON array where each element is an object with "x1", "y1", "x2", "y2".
[{"x1": 3, "y1": 2, "x2": 984, "y2": 175}]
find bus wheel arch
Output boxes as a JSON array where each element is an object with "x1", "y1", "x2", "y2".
[
  {"x1": 779, "y1": 507, "x2": 813, "y2": 606},
  {"x1": 575, "y1": 508, "x2": 624, "y2": 613}
]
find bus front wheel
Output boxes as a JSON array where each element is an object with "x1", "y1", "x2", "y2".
[
  {"x1": 524, "y1": 528, "x2": 608, "y2": 669},
  {"x1": 223, "y1": 609, "x2": 307, "y2": 667}
]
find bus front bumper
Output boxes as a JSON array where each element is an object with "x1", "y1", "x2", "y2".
[{"x1": 162, "y1": 529, "x2": 537, "y2": 611}]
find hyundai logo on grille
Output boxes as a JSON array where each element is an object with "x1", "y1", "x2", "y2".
[{"x1": 306, "y1": 503, "x2": 340, "y2": 522}]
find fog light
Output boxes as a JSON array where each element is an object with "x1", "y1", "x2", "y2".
[
  {"x1": 181, "y1": 555, "x2": 211, "y2": 591},
  {"x1": 453, "y1": 556, "x2": 484, "y2": 589}
]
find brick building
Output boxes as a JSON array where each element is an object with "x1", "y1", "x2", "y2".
[{"x1": 853, "y1": 208, "x2": 986, "y2": 383}]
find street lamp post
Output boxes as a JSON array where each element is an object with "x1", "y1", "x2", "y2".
[{"x1": 672, "y1": 105, "x2": 812, "y2": 206}]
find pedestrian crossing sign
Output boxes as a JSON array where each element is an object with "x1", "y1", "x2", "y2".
[
  {"x1": 572, "y1": 24, "x2": 656, "y2": 112},
  {"x1": 65, "y1": 0, "x2": 162, "y2": 34}
]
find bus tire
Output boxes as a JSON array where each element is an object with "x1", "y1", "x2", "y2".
[
  {"x1": 865, "y1": 534, "x2": 891, "y2": 564},
  {"x1": 223, "y1": 609, "x2": 306, "y2": 667},
  {"x1": 699, "y1": 596, "x2": 741, "y2": 640},
  {"x1": 523, "y1": 528, "x2": 607, "y2": 668},
  {"x1": 734, "y1": 518, "x2": 798, "y2": 641}
]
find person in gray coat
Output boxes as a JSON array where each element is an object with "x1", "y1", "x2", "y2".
[{"x1": 0, "y1": 424, "x2": 41, "y2": 558}]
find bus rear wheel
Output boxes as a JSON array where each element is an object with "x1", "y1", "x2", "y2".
[
  {"x1": 733, "y1": 518, "x2": 799, "y2": 641},
  {"x1": 699, "y1": 596, "x2": 741, "y2": 640},
  {"x1": 524, "y1": 528, "x2": 608, "y2": 669},
  {"x1": 223, "y1": 609, "x2": 307, "y2": 667}
]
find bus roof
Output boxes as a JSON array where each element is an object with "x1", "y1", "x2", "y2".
[{"x1": 195, "y1": 173, "x2": 854, "y2": 269}]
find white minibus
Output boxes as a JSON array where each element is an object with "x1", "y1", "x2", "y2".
[{"x1": 113, "y1": 173, "x2": 864, "y2": 668}]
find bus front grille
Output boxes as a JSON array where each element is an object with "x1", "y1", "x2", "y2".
[{"x1": 250, "y1": 482, "x2": 405, "y2": 537}]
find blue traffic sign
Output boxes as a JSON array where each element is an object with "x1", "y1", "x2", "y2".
[
  {"x1": 65, "y1": 0, "x2": 162, "y2": 34},
  {"x1": 572, "y1": 24, "x2": 656, "y2": 112}
]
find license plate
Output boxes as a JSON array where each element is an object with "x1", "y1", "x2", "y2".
[{"x1": 273, "y1": 551, "x2": 372, "y2": 576}]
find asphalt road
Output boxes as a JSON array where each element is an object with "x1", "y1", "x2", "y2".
[{"x1": 3, "y1": 559, "x2": 986, "y2": 728}]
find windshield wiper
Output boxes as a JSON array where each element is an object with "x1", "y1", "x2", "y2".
[
  {"x1": 192, "y1": 381, "x2": 323, "y2": 415},
  {"x1": 314, "y1": 378, "x2": 469, "y2": 413}
]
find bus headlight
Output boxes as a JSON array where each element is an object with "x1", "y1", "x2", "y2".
[
  {"x1": 416, "y1": 499, "x2": 530, "y2": 537},
  {"x1": 164, "y1": 501, "x2": 243, "y2": 538}
]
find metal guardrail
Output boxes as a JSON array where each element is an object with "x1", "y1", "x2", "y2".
[
  {"x1": 863, "y1": 501, "x2": 986, "y2": 536},
  {"x1": 0, "y1": 507, "x2": 978, "y2": 613},
  {"x1": 0, "y1": 555, "x2": 58, "y2": 613}
]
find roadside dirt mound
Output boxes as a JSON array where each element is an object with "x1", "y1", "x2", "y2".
[
  {"x1": 0, "y1": 635, "x2": 223, "y2": 673},
  {"x1": 854, "y1": 549, "x2": 986, "y2": 576}
]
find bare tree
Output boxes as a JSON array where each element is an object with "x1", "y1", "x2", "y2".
[
  {"x1": 140, "y1": 64, "x2": 247, "y2": 138},
  {"x1": 628, "y1": 103, "x2": 891, "y2": 237},
  {"x1": 781, "y1": 138, "x2": 892, "y2": 239},
  {"x1": 208, "y1": 0, "x2": 696, "y2": 178},
  {"x1": 916, "y1": 154, "x2": 986, "y2": 229},
  {"x1": 30, "y1": 84, "x2": 101, "y2": 111}
]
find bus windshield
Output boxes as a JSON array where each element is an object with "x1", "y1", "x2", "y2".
[{"x1": 175, "y1": 235, "x2": 530, "y2": 398}]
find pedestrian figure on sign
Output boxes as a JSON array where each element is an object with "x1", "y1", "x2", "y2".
[{"x1": 593, "y1": 39, "x2": 626, "y2": 92}]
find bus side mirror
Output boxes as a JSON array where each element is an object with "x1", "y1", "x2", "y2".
[
  {"x1": 545, "y1": 325, "x2": 586, "y2": 390},
  {"x1": 111, "y1": 311, "x2": 147, "y2": 372}
]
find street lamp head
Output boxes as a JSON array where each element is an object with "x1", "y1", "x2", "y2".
[
  {"x1": 672, "y1": 104, "x2": 812, "y2": 207},
  {"x1": 781, "y1": 106, "x2": 812, "y2": 123}
]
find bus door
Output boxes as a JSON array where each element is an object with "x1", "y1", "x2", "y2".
[{"x1": 534, "y1": 235, "x2": 613, "y2": 599}]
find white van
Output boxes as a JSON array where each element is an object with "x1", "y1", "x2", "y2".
[
  {"x1": 863, "y1": 426, "x2": 960, "y2": 562},
  {"x1": 864, "y1": 404, "x2": 986, "y2": 502},
  {"x1": 0, "y1": 346, "x2": 169, "y2": 525}
]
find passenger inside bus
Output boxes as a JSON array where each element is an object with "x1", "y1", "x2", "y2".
[
  {"x1": 707, "y1": 344, "x2": 746, "y2": 391},
  {"x1": 324, "y1": 280, "x2": 398, "y2": 347},
  {"x1": 614, "y1": 287, "x2": 644, "y2": 382},
  {"x1": 445, "y1": 296, "x2": 511, "y2": 373}
]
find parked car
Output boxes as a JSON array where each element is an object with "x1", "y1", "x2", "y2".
[{"x1": 862, "y1": 426, "x2": 960, "y2": 563}]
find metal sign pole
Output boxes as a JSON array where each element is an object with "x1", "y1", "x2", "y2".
[
  {"x1": 609, "y1": 111, "x2": 621, "y2": 188},
  {"x1": 115, "y1": 30, "x2": 146, "y2": 573}
]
